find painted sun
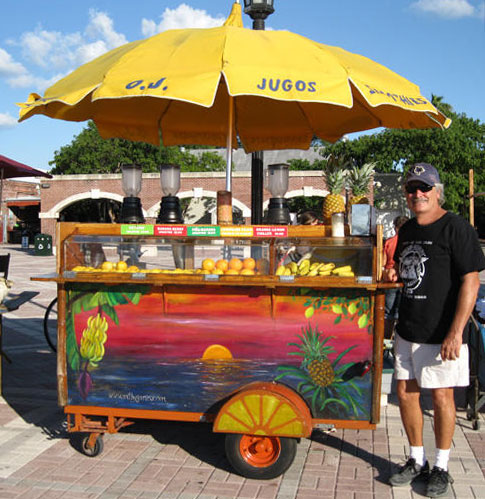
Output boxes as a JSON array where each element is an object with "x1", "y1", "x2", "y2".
[{"x1": 202, "y1": 344, "x2": 233, "y2": 360}]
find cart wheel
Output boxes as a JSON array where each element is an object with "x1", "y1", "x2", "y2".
[
  {"x1": 80, "y1": 434, "x2": 104, "y2": 457},
  {"x1": 43, "y1": 297, "x2": 57, "y2": 353},
  {"x1": 225, "y1": 433, "x2": 296, "y2": 479},
  {"x1": 473, "y1": 420, "x2": 480, "y2": 431}
]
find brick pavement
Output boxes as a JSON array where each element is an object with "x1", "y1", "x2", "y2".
[{"x1": 0, "y1": 243, "x2": 483, "y2": 498}]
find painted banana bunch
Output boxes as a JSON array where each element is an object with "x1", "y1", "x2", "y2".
[{"x1": 80, "y1": 314, "x2": 108, "y2": 367}]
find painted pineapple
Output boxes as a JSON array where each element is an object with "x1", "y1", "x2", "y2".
[
  {"x1": 348, "y1": 162, "x2": 375, "y2": 206},
  {"x1": 322, "y1": 155, "x2": 348, "y2": 222},
  {"x1": 297, "y1": 325, "x2": 336, "y2": 387}
]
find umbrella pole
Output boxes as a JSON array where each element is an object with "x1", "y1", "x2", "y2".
[
  {"x1": 225, "y1": 95, "x2": 234, "y2": 192},
  {"x1": 216, "y1": 96, "x2": 234, "y2": 225}
]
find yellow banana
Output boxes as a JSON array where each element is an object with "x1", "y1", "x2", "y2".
[
  {"x1": 298, "y1": 259, "x2": 310, "y2": 270},
  {"x1": 276, "y1": 265, "x2": 286, "y2": 276},
  {"x1": 332, "y1": 265, "x2": 352, "y2": 273}
]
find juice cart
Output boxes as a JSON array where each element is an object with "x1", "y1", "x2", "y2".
[{"x1": 34, "y1": 221, "x2": 392, "y2": 479}]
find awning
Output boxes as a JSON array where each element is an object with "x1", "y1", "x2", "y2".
[{"x1": 6, "y1": 200, "x2": 40, "y2": 207}]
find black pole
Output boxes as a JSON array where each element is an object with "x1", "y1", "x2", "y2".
[
  {"x1": 251, "y1": 17, "x2": 265, "y2": 224},
  {"x1": 251, "y1": 151, "x2": 264, "y2": 224}
]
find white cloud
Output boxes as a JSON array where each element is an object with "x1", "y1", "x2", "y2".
[
  {"x1": 0, "y1": 112, "x2": 18, "y2": 129},
  {"x1": 14, "y1": 9, "x2": 126, "y2": 73},
  {"x1": 141, "y1": 4, "x2": 225, "y2": 37},
  {"x1": 0, "y1": 48, "x2": 27, "y2": 78},
  {"x1": 411, "y1": 0, "x2": 479, "y2": 18},
  {"x1": 85, "y1": 9, "x2": 127, "y2": 49}
]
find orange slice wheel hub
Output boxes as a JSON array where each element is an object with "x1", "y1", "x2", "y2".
[{"x1": 239, "y1": 435, "x2": 281, "y2": 467}]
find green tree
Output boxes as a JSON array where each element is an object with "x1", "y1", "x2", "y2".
[
  {"x1": 321, "y1": 98, "x2": 485, "y2": 227},
  {"x1": 49, "y1": 121, "x2": 227, "y2": 174}
]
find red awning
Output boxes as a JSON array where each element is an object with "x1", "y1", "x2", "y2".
[{"x1": 6, "y1": 200, "x2": 40, "y2": 207}]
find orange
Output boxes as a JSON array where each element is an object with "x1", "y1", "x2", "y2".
[
  {"x1": 240, "y1": 268, "x2": 255, "y2": 276},
  {"x1": 212, "y1": 268, "x2": 224, "y2": 275},
  {"x1": 215, "y1": 259, "x2": 229, "y2": 272},
  {"x1": 224, "y1": 269, "x2": 240, "y2": 275},
  {"x1": 242, "y1": 257, "x2": 256, "y2": 270},
  {"x1": 116, "y1": 260, "x2": 128, "y2": 271},
  {"x1": 228, "y1": 258, "x2": 243, "y2": 271},
  {"x1": 100, "y1": 261, "x2": 114, "y2": 271},
  {"x1": 201, "y1": 258, "x2": 215, "y2": 271}
]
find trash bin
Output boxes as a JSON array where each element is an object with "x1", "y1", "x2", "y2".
[
  {"x1": 34, "y1": 234, "x2": 53, "y2": 256},
  {"x1": 21, "y1": 231, "x2": 29, "y2": 249}
]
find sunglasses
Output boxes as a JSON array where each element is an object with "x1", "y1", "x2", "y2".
[{"x1": 405, "y1": 183, "x2": 434, "y2": 194}]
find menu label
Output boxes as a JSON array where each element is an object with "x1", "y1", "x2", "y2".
[
  {"x1": 154, "y1": 225, "x2": 187, "y2": 236},
  {"x1": 121, "y1": 225, "x2": 154, "y2": 235},
  {"x1": 220, "y1": 226, "x2": 254, "y2": 237},
  {"x1": 187, "y1": 226, "x2": 220, "y2": 237},
  {"x1": 254, "y1": 226, "x2": 288, "y2": 237}
]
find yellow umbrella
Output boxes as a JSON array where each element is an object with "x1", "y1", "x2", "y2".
[{"x1": 18, "y1": 2, "x2": 449, "y2": 189}]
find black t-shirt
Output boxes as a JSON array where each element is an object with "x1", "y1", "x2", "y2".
[{"x1": 396, "y1": 212, "x2": 485, "y2": 344}]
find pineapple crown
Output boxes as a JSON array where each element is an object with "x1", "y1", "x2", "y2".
[
  {"x1": 348, "y1": 162, "x2": 376, "y2": 196},
  {"x1": 322, "y1": 154, "x2": 349, "y2": 194}
]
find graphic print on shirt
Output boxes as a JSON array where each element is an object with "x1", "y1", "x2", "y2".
[{"x1": 399, "y1": 242, "x2": 428, "y2": 294}]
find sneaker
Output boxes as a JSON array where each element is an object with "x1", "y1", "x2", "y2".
[
  {"x1": 389, "y1": 458, "x2": 429, "y2": 486},
  {"x1": 426, "y1": 466, "x2": 454, "y2": 497}
]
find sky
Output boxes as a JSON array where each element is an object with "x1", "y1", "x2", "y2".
[{"x1": 1, "y1": 0, "x2": 484, "y2": 174}]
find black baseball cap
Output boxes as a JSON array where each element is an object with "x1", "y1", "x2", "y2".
[{"x1": 405, "y1": 163, "x2": 441, "y2": 187}]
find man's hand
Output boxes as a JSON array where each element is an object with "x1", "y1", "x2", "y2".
[
  {"x1": 383, "y1": 268, "x2": 398, "y2": 282},
  {"x1": 441, "y1": 272, "x2": 480, "y2": 361},
  {"x1": 441, "y1": 333, "x2": 462, "y2": 361}
]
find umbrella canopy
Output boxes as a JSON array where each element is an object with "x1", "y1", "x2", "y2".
[
  {"x1": 18, "y1": 3, "x2": 450, "y2": 154},
  {"x1": 0, "y1": 154, "x2": 52, "y2": 180}
]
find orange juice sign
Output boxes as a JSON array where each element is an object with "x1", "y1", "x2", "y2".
[{"x1": 254, "y1": 226, "x2": 288, "y2": 237}]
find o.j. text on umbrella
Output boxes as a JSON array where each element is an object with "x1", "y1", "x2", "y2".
[
  {"x1": 126, "y1": 78, "x2": 168, "y2": 92},
  {"x1": 257, "y1": 78, "x2": 316, "y2": 93}
]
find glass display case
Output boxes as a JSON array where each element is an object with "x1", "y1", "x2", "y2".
[
  {"x1": 62, "y1": 234, "x2": 271, "y2": 277},
  {"x1": 274, "y1": 237, "x2": 373, "y2": 281},
  {"x1": 60, "y1": 228, "x2": 376, "y2": 285}
]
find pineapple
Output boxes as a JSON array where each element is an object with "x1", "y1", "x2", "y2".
[
  {"x1": 348, "y1": 162, "x2": 375, "y2": 206},
  {"x1": 322, "y1": 154, "x2": 348, "y2": 222},
  {"x1": 296, "y1": 325, "x2": 336, "y2": 387}
]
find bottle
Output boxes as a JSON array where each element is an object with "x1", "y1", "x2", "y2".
[{"x1": 331, "y1": 213, "x2": 345, "y2": 237}]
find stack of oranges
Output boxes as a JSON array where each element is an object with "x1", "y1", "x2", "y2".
[{"x1": 199, "y1": 257, "x2": 256, "y2": 276}]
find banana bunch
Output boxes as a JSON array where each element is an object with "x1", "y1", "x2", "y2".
[
  {"x1": 80, "y1": 314, "x2": 108, "y2": 367},
  {"x1": 331, "y1": 265, "x2": 355, "y2": 277},
  {"x1": 276, "y1": 259, "x2": 354, "y2": 277}
]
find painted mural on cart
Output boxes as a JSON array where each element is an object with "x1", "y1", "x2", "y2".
[{"x1": 65, "y1": 283, "x2": 374, "y2": 420}]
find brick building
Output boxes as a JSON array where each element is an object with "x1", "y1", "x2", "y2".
[
  {"x1": 1, "y1": 179, "x2": 40, "y2": 243},
  {"x1": 39, "y1": 170, "x2": 350, "y2": 243}
]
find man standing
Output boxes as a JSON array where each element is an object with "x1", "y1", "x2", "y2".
[{"x1": 386, "y1": 163, "x2": 485, "y2": 497}]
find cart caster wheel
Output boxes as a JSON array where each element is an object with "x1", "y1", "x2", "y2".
[
  {"x1": 225, "y1": 433, "x2": 297, "y2": 479},
  {"x1": 473, "y1": 420, "x2": 480, "y2": 431},
  {"x1": 80, "y1": 434, "x2": 104, "y2": 457}
]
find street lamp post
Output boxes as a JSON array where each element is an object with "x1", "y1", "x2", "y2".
[{"x1": 243, "y1": 0, "x2": 275, "y2": 225}]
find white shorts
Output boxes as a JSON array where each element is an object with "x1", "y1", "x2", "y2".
[{"x1": 394, "y1": 333, "x2": 469, "y2": 389}]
